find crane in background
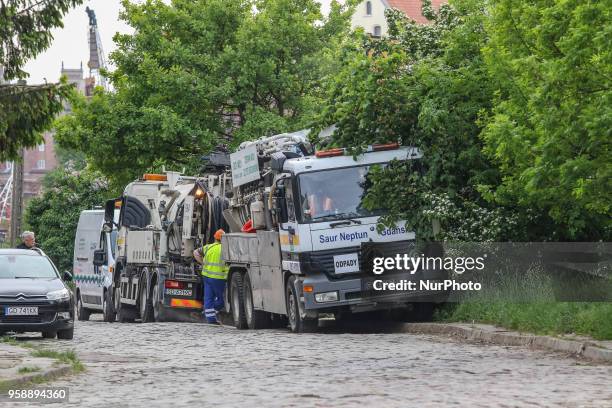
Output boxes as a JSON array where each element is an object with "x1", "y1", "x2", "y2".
[{"x1": 85, "y1": 6, "x2": 108, "y2": 95}]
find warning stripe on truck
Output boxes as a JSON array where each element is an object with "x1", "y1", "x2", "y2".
[{"x1": 170, "y1": 298, "x2": 202, "y2": 309}]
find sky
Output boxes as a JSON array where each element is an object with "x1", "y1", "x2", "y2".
[{"x1": 23, "y1": 0, "x2": 334, "y2": 85}]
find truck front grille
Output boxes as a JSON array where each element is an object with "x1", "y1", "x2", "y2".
[{"x1": 301, "y1": 240, "x2": 416, "y2": 279}]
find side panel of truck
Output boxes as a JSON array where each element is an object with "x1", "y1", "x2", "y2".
[
  {"x1": 223, "y1": 232, "x2": 287, "y2": 316},
  {"x1": 256, "y1": 230, "x2": 285, "y2": 315}
]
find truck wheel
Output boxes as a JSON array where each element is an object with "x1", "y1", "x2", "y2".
[
  {"x1": 286, "y1": 275, "x2": 318, "y2": 333},
  {"x1": 116, "y1": 288, "x2": 134, "y2": 323},
  {"x1": 152, "y1": 283, "x2": 167, "y2": 322},
  {"x1": 230, "y1": 272, "x2": 248, "y2": 330},
  {"x1": 76, "y1": 295, "x2": 90, "y2": 321},
  {"x1": 102, "y1": 288, "x2": 115, "y2": 323},
  {"x1": 139, "y1": 282, "x2": 154, "y2": 323},
  {"x1": 57, "y1": 327, "x2": 74, "y2": 340},
  {"x1": 244, "y1": 273, "x2": 271, "y2": 330}
]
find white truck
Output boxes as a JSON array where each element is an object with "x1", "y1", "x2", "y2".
[
  {"x1": 217, "y1": 130, "x2": 447, "y2": 332},
  {"x1": 102, "y1": 170, "x2": 230, "y2": 322}
]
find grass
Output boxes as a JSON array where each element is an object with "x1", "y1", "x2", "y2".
[
  {"x1": 30, "y1": 349, "x2": 84, "y2": 373},
  {"x1": 18, "y1": 366, "x2": 41, "y2": 374},
  {"x1": 436, "y1": 265, "x2": 612, "y2": 340},
  {"x1": 437, "y1": 302, "x2": 612, "y2": 340},
  {"x1": 0, "y1": 336, "x2": 85, "y2": 392}
]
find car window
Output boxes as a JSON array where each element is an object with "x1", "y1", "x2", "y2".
[{"x1": 0, "y1": 255, "x2": 58, "y2": 279}]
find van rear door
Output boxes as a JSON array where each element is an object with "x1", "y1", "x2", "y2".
[{"x1": 73, "y1": 210, "x2": 105, "y2": 309}]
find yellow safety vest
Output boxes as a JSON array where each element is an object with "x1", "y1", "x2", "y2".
[{"x1": 201, "y1": 243, "x2": 228, "y2": 280}]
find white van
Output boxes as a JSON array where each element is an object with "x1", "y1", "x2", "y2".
[{"x1": 73, "y1": 209, "x2": 118, "y2": 322}]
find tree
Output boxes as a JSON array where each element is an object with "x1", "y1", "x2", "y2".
[
  {"x1": 0, "y1": 0, "x2": 83, "y2": 160},
  {"x1": 24, "y1": 168, "x2": 113, "y2": 272},
  {"x1": 319, "y1": 0, "x2": 520, "y2": 241},
  {"x1": 480, "y1": 0, "x2": 611, "y2": 240},
  {"x1": 55, "y1": 0, "x2": 353, "y2": 186},
  {"x1": 320, "y1": 0, "x2": 609, "y2": 241}
]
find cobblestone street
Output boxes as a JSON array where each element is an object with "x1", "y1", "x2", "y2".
[{"x1": 6, "y1": 317, "x2": 612, "y2": 407}]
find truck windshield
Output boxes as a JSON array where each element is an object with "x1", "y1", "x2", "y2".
[{"x1": 298, "y1": 164, "x2": 386, "y2": 223}]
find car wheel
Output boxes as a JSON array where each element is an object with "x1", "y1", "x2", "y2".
[
  {"x1": 286, "y1": 275, "x2": 318, "y2": 333},
  {"x1": 76, "y1": 295, "x2": 90, "y2": 321},
  {"x1": 244, "y1": 273, "x2": 271, "y2": 330},
  {"x1": 230, "y1": 271, "x2": 247, "y2": 329},
  {"x1": 57, "y1": 327, "x2": 74, "y2": 340},
  {"x1": 42, "y1": 331, "x2": 56, "y2": 339}
]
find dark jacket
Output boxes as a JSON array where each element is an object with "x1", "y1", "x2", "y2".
[{"x1": 16, "y1": 243, "x2": 38, "y2": 250}]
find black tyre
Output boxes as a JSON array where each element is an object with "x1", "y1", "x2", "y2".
[
  {"x1": 244, "y1": 273, "x2": 271, "y2": 330},
  {"x1": 230, "y1": 271, "x2": 247, "y2": 330},
  {"x1": 139, "y1": 280, "x2": 154, "y2": 323},
  {"x1": 285, "y1": 275, "x2": 318, "y2": 333},
  {"x1": 115, "y1": 287, "x2": 135, "y2": 323},
  {"x1": 57, "y1": 327, "x2": 74, "y2": 340},
  {"x1": 152, "y1": 282, "x2": 168, "y2": 322},
  {"x1": 42, "y1": 331, "x2": 56, "y2": 339},
  {"x1": 76, "y1": 294, "x2": 90, "y2": 321},
  {"x1": 102, "y1": 288, "x2": 115, "y2": 323}
]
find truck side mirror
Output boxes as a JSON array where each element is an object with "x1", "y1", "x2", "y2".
[
  {"x1": 274, "y1": 186, "x2": 288, "y2": 224},
  {"x1": 105, "y1": 198, "x2": 118, "y2": 224},
  {"x1": 93, "y1": 249, "x2": 107, "y2": 266}
]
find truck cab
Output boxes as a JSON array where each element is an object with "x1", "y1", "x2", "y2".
[{"x1": 222, "y1": 140, "x2": 446, "y2": 332}]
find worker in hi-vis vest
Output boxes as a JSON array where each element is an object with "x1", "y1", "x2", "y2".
[{"x1": 193, "y1": 229, "x2": 228, "y2": 324}]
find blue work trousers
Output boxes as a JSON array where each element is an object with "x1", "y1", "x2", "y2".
[{"x1": 202, "y1": 277, "x2": 226, "y2": 323}]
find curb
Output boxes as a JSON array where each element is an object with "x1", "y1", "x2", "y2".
[
  {"x1": 0, "y1": 364, "x2": 73, "y2": 389},
  {"x1": 399, "y1": 323, "x2": 612, "y2": 363}
]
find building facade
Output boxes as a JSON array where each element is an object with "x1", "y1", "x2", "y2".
[{"x1": 351, "y1": 0, "x2": 446, "y2": 37}]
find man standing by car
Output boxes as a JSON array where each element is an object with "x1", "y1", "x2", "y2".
[
  {"x1": 16, "y1": 231, "x2": 38, "y2": 250},
  {"x1": 193, "y1": 229, "x2": 228, "y2": 325}
]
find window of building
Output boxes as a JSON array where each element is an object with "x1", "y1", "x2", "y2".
[
  {"x1": 373, "y1": 25, "x2": 382, "y2": 37},
  {"x1": 36, "y1": 160, "x2": 45, "y2": 170},
  {"x1": 38, "y1": 143, "x2": 45, "y2": 152},
  {"x1": 366, "y1": 1, "x2": 372, "y2": 15}
]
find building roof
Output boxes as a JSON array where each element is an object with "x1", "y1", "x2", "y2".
[{"x1": 386, "y1": 0, "x2": 446, "y2": 24}]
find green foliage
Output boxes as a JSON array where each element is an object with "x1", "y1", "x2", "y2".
[
  {"x1": 320, "y1": 0, "x2": 510, "y2": 240},
  {"x1": 56, "y1": 0, "x2": 352, "y2": 186},
  {"x1": 0, "y1": 0, "x2": 83, "y2": 160},
  {"x1": 24, "y1": 168, "x2": 114, "y2": 272},
  {"x1": 480, "y1": 0, "x2": 611, "y2": 240},
  {"x1": 0, "y1": 80, "x2": 74, "y2": 160},
  {"x1": 321, "y1": 0, "x2": 609, "y2": 241}
]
